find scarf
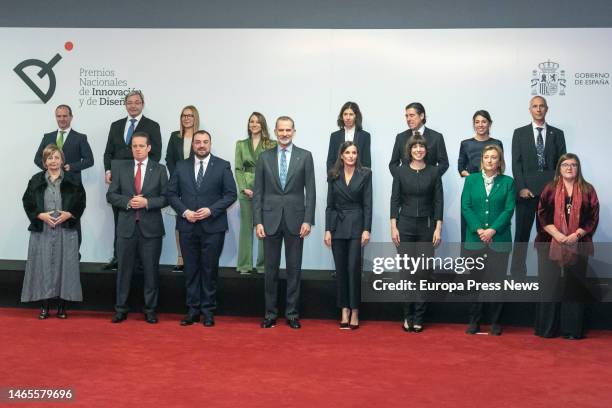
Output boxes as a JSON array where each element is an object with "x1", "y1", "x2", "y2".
[{"x1": 549, "y1": 180, "x2": 582, "y2": 266}]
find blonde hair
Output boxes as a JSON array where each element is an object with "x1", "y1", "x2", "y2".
[
  {"x1": 480, "y1": 144, "x2": 505, "y2": 174},
  {"x1": 41, "y1": 144, "x2": 65, "y2": 168},
  {"x1": 179, "y1": 105, "x2": 201, "y2": 138}
]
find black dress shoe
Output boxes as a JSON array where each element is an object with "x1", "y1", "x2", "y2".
[
  {"x1": 563, "y1": 334, "x2": 583, "y2": 340},
  {"x1": 287, "y1": 318, "x2": 301, "y2": 329},
  {"x1": 412, "y1": 324, "x2": 423, "y2": 333},
  {"x1": 173, "y1": 264, "x2": 184, "y2": 272},
  {"x1": 490, "y1": 324, "x2": 502, "y2": 336},
  {"x1": 39, "y1": 302, "x2": 50, "y2": 320},
  {"x1": 56, "y1": 300, "x2": 67, "y2": 319},
  {"x1": 466, "y1": 323, "x2": 480, "y2": 335},
  {"x1": 145, "y1": 312, "x2": 158, "y2": 324},
  {"x1": 103, "y1": 257, "x2": 118, "y2": 271},
  {"x1": 111, "y1": 312, "x2": 127, "y2": 323},
  {"x1": 203, "y1": 316, "x2": 215, "y2": 327},
  {"x1": 402, "y1": 319, "x2": 413, "y2": 332},
  {"x1": 261, "y1": 318, "x2": 277, "y2": 328},
  {"x1": 180, "y1": 314, "x2": 200, "y2": 326}
]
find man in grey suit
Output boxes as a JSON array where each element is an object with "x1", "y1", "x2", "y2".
[
  {"x1": 510, "y1": 96, "x2": 566, "y2": 277},
  {"x1": 254, "y1": 116, "x2": 316, "y2": 329},
  {"x1": 106, "y1": 131, "x2": 168, "y2": 324}
]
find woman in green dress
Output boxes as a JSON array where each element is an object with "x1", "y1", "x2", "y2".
[{"x1": 235, "y1": 112, "x2": 276, "y2": 274}]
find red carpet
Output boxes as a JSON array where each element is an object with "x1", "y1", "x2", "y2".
[{"x1": 1, "y1": 308, "x2": 611, "y2": 408}]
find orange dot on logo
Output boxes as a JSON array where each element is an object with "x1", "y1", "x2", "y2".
[{"x1": 64, "y1": 41, "x2": 74, "y2": 51}]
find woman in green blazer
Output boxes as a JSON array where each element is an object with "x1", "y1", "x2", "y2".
[
  {"x1": 235, "y1": 112, "x2": 276, "y2": 274},
  {"x1": 461, "y1": 144, "x2": 515, "y2": 335}
]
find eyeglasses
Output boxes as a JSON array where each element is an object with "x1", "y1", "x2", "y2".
[
  {"x1": 181, "y1": 114, "x2": 195, "y2": 118},
  {"x1": 560, "y1": 163, "x2": 578, "y2": 169}
]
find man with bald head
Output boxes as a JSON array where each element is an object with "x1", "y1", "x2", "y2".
[{"x1": 510, "y1": 96, "x2": 566, "y2": 277}]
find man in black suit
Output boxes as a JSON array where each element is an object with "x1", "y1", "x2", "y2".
[
  {"x1": 388, "y1": 102, "x2": 448, "y2": 176},
  {"x1": 254, "y1": 116, "x2": 316, "y2": 329},
  {"x1": 167, "y1": 131, "x2": 237, "y2": 327},
  {"x1": 511, "y1": 96, "x2": 566, "y2": 277},
  {"x1": 106, "y1": 131, "x2": 168, "y2": 324},
  {"x1": 103, "y1": 90, "x2": 162, "y2": 270},
  {"x1": 34, "y1": 104, "x2": 94, "y2": 178}
]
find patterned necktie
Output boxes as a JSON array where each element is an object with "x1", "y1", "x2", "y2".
[
  {"x1": 125, "y1": 118, "x2": 137, "y2": 145},
  {"x1": 279, "y1": 149, "x2": 288, "y2": 190},
  {"x1": 536, "y1": 127, "x2": 545, "y2": 171},
  {"x1": 196, "y1": 160, "x2": 204, "y2": 189},
  {"x1": 57, "y1": 130, "x2": 65, "y2": 150}
]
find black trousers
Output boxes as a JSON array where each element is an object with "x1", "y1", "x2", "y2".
[
  {"x1": 115, "y1": 223, "x2": 162, "y2": 313},
  {"x1": 510, "y1": 196, "x2": 539, "y2": 277},
  {"x1": 180, "y1": 229, "x2": 225, "y2": 318},
  {"x1": 465, "y1": 248, "x2": 509, "y2": 326},
  {"x1": 398, "y1": 216, "x2": 435, "y2": 325},
  {"x1": 263, "y1": 218, "x2": 303, "y2": 320},
  {"x1": 535, "y1": 249, "x2": 589, "y2": 338},
  {"x1": 331, "y1": 238, "x2": 362, "y2": 309}
]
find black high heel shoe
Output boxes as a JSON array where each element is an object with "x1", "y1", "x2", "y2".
[
  {"x1": 402, "y1": 319, "x2": 414, "y2": 332},
  {"x1": 57, "y1": 300, "x2": 67, "y2": 319},
  {"x1": 39, "y1": 301, "x2": 50, "y2": 320}
]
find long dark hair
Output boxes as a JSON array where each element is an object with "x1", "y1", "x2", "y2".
[
  {"x1": 552, "y1": 153, "x2": 592, "y2": 192},
  {"x1": 247, "y1": 112, "x2": 275, "y2": 149},
  {"x1": 328, "y1": 141, "x2": 363, "y2": 180},
  {"x1": 336, "y1": 102, "x2": 363, "y2": 130}
]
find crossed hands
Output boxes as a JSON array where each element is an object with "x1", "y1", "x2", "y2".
[
  {"x1": 38, "y1": 211, "x2": 73, "y2": 228},
  {"x1": 184, "y1": 208, "x2": 212, "y2": 223}
]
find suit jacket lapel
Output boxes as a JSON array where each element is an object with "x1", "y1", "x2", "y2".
[
  {"x1": 141, "y1": 162, "x2": 155, "y2": 194},
  {"x1": 524, "y1": 128, "x2": 538, "y2": 164},
  {"x1": 271, "y1": 148, "x2": 282, "y2": 190},
  {"x1": 284, "y1": 146, "x2": 301, "y2": 187}
]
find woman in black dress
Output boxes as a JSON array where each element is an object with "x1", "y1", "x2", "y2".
[{"x1": 390, "y1": 133, "x2": 443, "y2": 332}]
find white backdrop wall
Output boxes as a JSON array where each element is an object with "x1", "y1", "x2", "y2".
[{"x1": 2, "y1": 28, "x2": 611, "y2": 269}]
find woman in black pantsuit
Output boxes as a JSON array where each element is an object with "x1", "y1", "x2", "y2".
[
  {"x1": 324, "y1": 141, "x2": 372, "y2": 330},
  {"x1": 390, "y1": 133, "x2": 443, "y2": 333}
]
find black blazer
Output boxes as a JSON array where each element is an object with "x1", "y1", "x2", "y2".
[
  {"x1": 326, "y1": 129, "x2": 371, "y2": 171},
  {"x1": 390, "y1": 165, "x2": 443, "y2": 234},
  {"x1": 22, "y1": 171, "x2": 86, "y2": 232},
  {"x1": 167, "y1": 155, "x2": 237, "y2": 234},
  {"x1": 106, "y1": 160, "x2": 168, "y2": 238},
  {"x1": 325, "y1": 168, "x2": 372, "y2": 239},
  {"x1": 34, "y1": 129, "x2": 94, "y2": 176},
  {"x1": 253, "y1": 145, "x2": 317, "y2": 236},
  {"x1": 388, "y1": 127, "x2": 449, "y2": 177},
  {"x1": 165, "y1": 130, "x2": 194, "y2": 177},
  {"x1": 103, "y1": 116, "x2": 162, "y2": 171},
  {"x1": 511, "y1": 124, "x2": 566, "y2": 196}
]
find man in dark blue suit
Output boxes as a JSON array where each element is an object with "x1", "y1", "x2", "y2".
[
  {"x1": 34, "y1": 104, "x2": 93, "y2": 248},
  {"x1": 167, "y1": 130, "x2": 237, "y2": 327},
  {"x1": 34, "y1": 104, "x2": 94, "y2": 178}
]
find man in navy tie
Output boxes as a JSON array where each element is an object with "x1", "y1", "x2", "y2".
[
  {"x1": 167, "y1": 131, "x2": 237, "y2": 327},
  {"x1": 102, "y1": 90, "x2": 162, "y2": 270},
  {"x1": 510, "y1": 96, "x2": 566, "y2": 277}
]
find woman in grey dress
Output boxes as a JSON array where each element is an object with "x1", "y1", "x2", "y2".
[{"x1": 22, "y1": 144, "x2": 86, "y2": 319}]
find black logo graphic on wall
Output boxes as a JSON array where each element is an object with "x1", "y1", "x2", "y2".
[
  {"x1": 14, "y1": 54, "x2": 62, "y2": 103},
  {"x1": 531, "y1": 60, "x2": 566, "y2": 96},
  {"x1": 13, "y1": 42, "x2": 74, "y2": 103}
]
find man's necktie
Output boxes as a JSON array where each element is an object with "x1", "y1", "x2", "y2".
[
  {"x1": 134, "y1": 162, "x2": 143, "y2": 220},
  {"x1": 280, "y1": 149, "x2": 287, "y2": 190},
  {"x1": 57, "y1": 130, "x2": 65, "y2": 150},
  {"x1": 196, "y1": 160, "x2": 204, "y2": 189},
  {"x1": 536, "y1": 127, "x2": 545, "y2": 171},
  {"x1": 125, "y1": 118, "x2": 137, "y2": 145}
]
